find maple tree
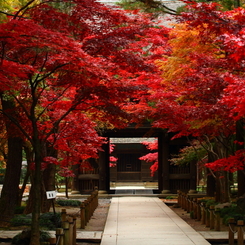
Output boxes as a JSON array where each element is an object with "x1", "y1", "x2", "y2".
[
  {"x1": 124, "y1": 1, "x2": 245, "y2": 202},
  {"x1": 0, "y1": 0, "x2": 170, "y2": 243},
  {"x1": 135, "y1": 2, "x2": 245, "y2": 202}
]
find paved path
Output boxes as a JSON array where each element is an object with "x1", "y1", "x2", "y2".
[{"x1": 101, "y1": 196, "x2": 211, "y2": 245}]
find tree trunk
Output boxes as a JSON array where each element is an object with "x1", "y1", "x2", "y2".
[
  {"x1": 236, "y1": 120, "x2": 245, "y2": 197},
  {"x1": 215, "y1": 171, "x2": 230, "y2": 203},
  {"x1": 0, "y1": 96, "x2": 23, "y2": 226},
  {"x1": 207, "y1": 152, "x2": 217, "y2": 198},
  {"x1": 17, "y1": 143, "x2": 32, "y2": 206},
  {"x1": 25, "y1": 165, "x2": 56, "y2": 214},
  {"x1": 0, "y1": 137, "x2": 23, "y2": 226},
  {"x1": 207, "y1": 137, "x2": 232, "y2": 203},
  {"x1": 41, "y1": 163, "x2": 56, "y2": 213},
  {"x1": 25, "y1": 143, "x2": 57, "y2": 214},
  {"x1": 42, "y1": 144, "x2": 57, "y2": 212},
  {"x1": 65, "y1": 177, "x2": 69, "y2": 198},
  {"x1": 30, "y1": 129, "x2": 42, "y2": 245},
  {"x1": 223, "y1": 171, "x2": 230, "y2": 202},
  {"x1": 206, "y1": 168, "x2": 216, "y2": 197},
  {"x1": 18, "y1": 168, "x2": 30, "y2": 206}
]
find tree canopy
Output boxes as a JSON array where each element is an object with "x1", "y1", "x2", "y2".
[
  {"x1": 2, "y1": 0, "x2": 245, "y2": 241},
  {"x1": 0, "y1": 0, "x2": 170, "y2": 243}
]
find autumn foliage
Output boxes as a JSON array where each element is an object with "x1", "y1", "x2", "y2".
[
  {"x1": 130, "y1": 3, "x2": 245, "y2": 175},
  {"x1": 0, "y1": 0, "x2": 170, "y2": 169},
  {"x1": 1, "y1": 0, "x2": 245, "y2": 236},
  {"x1": 139, "y1": 140, "x2": 158, "y2": 176},
  {"x1": 0, "y1": 0, "x2": 171, "y2": 243},
  {"x1": 206, "y1": 150, "x2": 245, "y2": 173}
]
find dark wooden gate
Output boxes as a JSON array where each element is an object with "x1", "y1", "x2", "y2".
[
  {"x1": 169, "y1": 164, "x2": 191, "y2": 193},
  {"x1": 78, "y1": 168, "x2": 99, "y2": 194},
  {"x1": 117, "y1": 153, "x2": 141, "y2": 181}
]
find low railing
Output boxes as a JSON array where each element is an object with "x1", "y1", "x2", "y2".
[
  {"x1": 178, "y1": 191, "x2": 245, "y2": 244},
  {"x1": 40, "y1": 210, "x2": 77, "y2": 245},
  {"x1": 228, "y1": 219, "x2": 245, "y2": 245},
  {"x1": 41, "y1": 187, "x2": 99, "y2": 245},
  {"x1": 177, "y1": 191, "x2": 221, "y2": 231},
  {"x1": 80, "y1": 187, "x2": 99, "y2": 228}
]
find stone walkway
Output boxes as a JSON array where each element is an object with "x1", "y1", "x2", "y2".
[{"x1": 101, "y1": 196, "x2": 211, "y2": 245}]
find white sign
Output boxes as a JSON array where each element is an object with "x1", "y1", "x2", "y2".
[{"x1": 46, "y1": 191, "x2": 57, "y2": 199}]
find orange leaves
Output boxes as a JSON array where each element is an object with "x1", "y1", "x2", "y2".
[
  {"x1": 151, "y1": 4, "x2": 244, "y2": 139},
  {"x1": 157, "y1": 23, "x2": 218, "y2": 90}
]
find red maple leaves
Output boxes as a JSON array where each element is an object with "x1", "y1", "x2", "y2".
[
  {"x1": 139, "y1": 140, "x2": 158, "y2": 176},
  {"x1": 2, "y1": 0, "x2": 245, "y2": 176},
  {"x1": 0, "y1": 0, "x2": 170, "y2": 174}
]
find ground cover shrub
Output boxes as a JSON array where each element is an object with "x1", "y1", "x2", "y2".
[
  {"x1": 205, "y1": 199, "x2": 218, "y2": 207},
  {"x1": 55, "y1": 198, "x2": 81, "y2": 207},
  {"x1": 10, "y1": 214, "x2": 32, "y2": 227},
  {"x1": 10, "y1": 212, "x2": 62, "y2": 230},
  {"x1": 14, "y1": 206, "x2": 26, "y2": 214},
  {"x1": 198, "y1": 197, "x2": 216, "y2": 207},
  {"x1": 12, "y1": 229, "x2": 50, "y2": 245},
  {"x1": 220, "y1": 201, "x2": 245, "y2": 226},
  {"x1": 165, "y1": 196, "x2": 177, "y2": 199},
  {"x1": 39, "y1": 212, "x2": 62, "y2": 230}
]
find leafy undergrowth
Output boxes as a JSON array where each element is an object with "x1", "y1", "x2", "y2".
[
  {"x1": 12, "y1": 229, "x2": 51, "y2": 245},
  {"x1": 55, "y1": 198, "x2": 82, "y2": 207},
  {"x1": 9, "y1": 198, "x2": 82, "y2": 230},
  {"x1": 10, "y1": 212, "x2": 62, "y2": 230}
]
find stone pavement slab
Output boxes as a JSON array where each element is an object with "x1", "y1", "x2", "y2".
[
  {"x1": 199, "y1": 231, "x2": 230, "y2": 241},
  {"x1": 101, "y1": 196, "x2": 211, "y2": 245}
]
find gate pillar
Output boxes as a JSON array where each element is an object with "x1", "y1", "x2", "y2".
[
  {"x1": 158, "y1": 132, "x2": 171, "y2": 194},
  {"x1": 98, "y1": 139, "x2": 110, "y2": 194}
]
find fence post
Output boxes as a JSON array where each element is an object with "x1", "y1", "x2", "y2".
[
  {"x1": 179, "y1": 191, "x2": 183, "y2": 208},
  {"x1": 201, "y1": 203, "x2": 206, "y2": 225},
  {"x1": 182, "y1": 192, "x2": 185, "y2": 210},
  {"x1": 196, "y1": 200, "x2": 201, "y2": 221},
  {"x1": 206, "y1": 206, "x2": 210, "y2": 228},
  {"x1": 190, "y1": 197, "x2": 194, "y2": 215},
  {"x1": 90, "y1": 192, "x2": 94, "y2": 215},
  {"x1": 209, "y1": 205, "x2": 215, "y2": 230},
  {"x1": 187, "y1": 196, "x2": 191, "y2": 212},
  {"x1": 228, "y1": 218, "x2": 235, "y2": 245},
  {"x1": 61, "y1": 209, "x2": 67, "y2": 222},
  {"x1": 72, "y1": 216, "x2": 77, "y2": 245},
  {"x1": 88, "y1": 196, "x2": 92, "y2": 219},
  {"x1": 184, "y1": 193, "x2": 187, "y2": 211},
  {"x1": 68, "y1": 216, "x2": 74, "y2": 245},
  {"x1": 179, "y1": 191, "x2": 182, "y2": 208},
  {"x1": 49, "y1": 237, "x2": 56, "y2": 245},
  {"x1": 193, "y1": 198, "x2": 197, "y2": 219},
  {"x1": 215, "y1": 208, "x2": 221, "y2": 231},
  {"x1": 91, "y1": 192, "x2": 96, "y2": 214},
  {"x1": 94, "y1": 187, "x2": 98, "y2": 212},
  {"x1": 177, "y1": 190, "x2": 181, "y2": 207},
  {"x1": 237, "y1": 220, "x2": 244, "y2": 245},
  {"x1": 56, "y1": 228, "x2": 64, "y2": 245},
  {"x1": 80, "y1": 202, "x2": 85, "y2": 229},
  {"x1": 84, "y1": 200, "x2": 89, "y2": 225},
  {"x1": 63, "y1": 220, "x2": 70, "y2": 245}
]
